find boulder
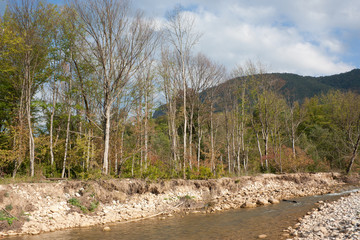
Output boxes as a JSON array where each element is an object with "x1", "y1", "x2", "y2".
[
  {"x1": 268, "y1": 198, "x2": 280, "y2": 204},
  {"x1": 256, "y1": 198, "x2": 270, "y2": 205},
  {"x1": 241, "y1": 202, "x2": 256, "y2": 208}
]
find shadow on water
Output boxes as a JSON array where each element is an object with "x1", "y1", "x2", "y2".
[{"x1": 11, "y1": 186, "x2": 360, "y2": 240}]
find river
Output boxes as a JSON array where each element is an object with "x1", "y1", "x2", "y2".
[{"x1": 11, "y1": 187, "x2": 359, "y2": 240}]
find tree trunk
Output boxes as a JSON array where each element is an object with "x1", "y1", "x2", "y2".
[
  {"x1": 264, "y1": 134, "x2": 269, "y2": 171},
  {"x1": 118, "y1": 127, "x2": 125, "y2": 176},
  {"x1": 103, "y1": 103, "x2": 111, "y2": 175},
  {"x1": 291, "y1": 127, "x2": 296, "y2": 159},
  {"x1": 291, "y1": 108, "x2": 296, "y2": 159},
  {"x1": 61, "y1": 107, "x2": 71, "y2": 178},
  {"x1": 144, "y1": 89, "x2": 149, "y2": 170},
  {"x1": 13, "y1": 86, "x2": 25, "y2": 178},
  {"x1": 26, "y1": 66, "x2": 35, "y2": 177},
  {"x1": 49, "y1": 78, "x2": 57, "y2": 169},
  {"x1": 224, "y1": 107, "x2": 231, "y2": 174},
  {"x1": 256, "y1": 131, "x2": 263, "y2": 168},
  {"x1": 197, "y1": 126, "x2": 202, "y2": 170},
  {"x1": 183, "y1": 79, "x2": 187, "y2": 179},
  {"x1": 189, "y1": 106, "x2": 194, "y2": 169},
  {"x1": 170, "y1": 100, "x2": 179, "y2": 171},
  {"x1": 210, "y1": 103, "x2": 215, "y2": 173},
  {"x1": 346, "y1": 133, "x2": 360, "y2": 174},
  {"x1": 86, "y1": 129, "x2": 91, "y2": 171}
]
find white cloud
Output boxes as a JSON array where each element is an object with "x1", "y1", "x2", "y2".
[{"x1": 134, "y1": 0, "x2": 359, "y2": 76}]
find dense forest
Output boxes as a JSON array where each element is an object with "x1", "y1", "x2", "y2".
[{"x1": 0, "y1": 0, "x2": 359, "y2": 180}]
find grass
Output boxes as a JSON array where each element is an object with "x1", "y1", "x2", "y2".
[
  {"x1": 5, "y1": 204, "x2": 13, "y2": 211},
  {"x1": 68, "y1": 198, "x2": 99, "y2": 214},
  {"x1": 177, "y1": 195, "x2": 195, "y2": 200},
  {"x1": 0, "y1": 210, "x2": 18, "y2": 226},
  {"x1": 88, "y1": 201, "x2": 99, "y2": 212},
  {"x1": 68, "y1": 198, "x2": 88, "y2": 213}
]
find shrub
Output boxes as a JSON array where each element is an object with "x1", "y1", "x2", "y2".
[
  {"x1": 0, "y1": 210, "x2": 17, "y2": 226},
  {"x1": 5, "y1": 204, "x2": 12, "y2": 211},
  {"x1": 68, "y1": 198, "x2": 99, "y2": 213}
]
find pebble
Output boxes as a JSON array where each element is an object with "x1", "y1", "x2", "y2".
[
  {"x1": 1, "y1": 173, "x2": 346, "y2": 237},
  {"x1": 291, "y1": 191, "x2": 360, "y2": 240},
  {"x1": 103, "y1": 226, "x2": 111, "y2": 231}
]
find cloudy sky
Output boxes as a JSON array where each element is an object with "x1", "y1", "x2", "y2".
[{"x1": 1, "y1": 0, "x2": 360, "y2": 76}]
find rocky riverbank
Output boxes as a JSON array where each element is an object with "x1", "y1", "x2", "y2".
[
  {"x1": 287, "y1": 190, "x2": 360, "y2": 240},
  {"x1": 0, "y1": 172, "x2": 350, "y2": 237}
]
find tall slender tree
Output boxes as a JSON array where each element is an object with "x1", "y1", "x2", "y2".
[
  {"x1": 165, "y1": 6, "x2": 201, "y2": 178},
  {"x1": 69, "y1": 0, "x2": 157, "y2": 174},
  {"x1": 8, "y1": 0, "x2": 58, "y2": 176}
]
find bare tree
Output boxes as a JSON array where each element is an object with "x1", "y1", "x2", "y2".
[
  {"x1": 69, "y1": 0, "x2": 157, "y2": 174},
  {"x1": 165, "y1": 6, "x2": 201, "y2": 178},
  {"x1": 284, "y1": 101, "x2": 306, "y2": 159},
  {"x1": 159, "y1": 48, "x2": 180, "y2": 172},
  {"x1": 188, "y1": 53, "x2": 225, "y2": 172}
]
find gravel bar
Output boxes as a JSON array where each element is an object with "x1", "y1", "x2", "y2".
[{"x1": 290, "y1": 190, "x2": 360, "y2": 240}]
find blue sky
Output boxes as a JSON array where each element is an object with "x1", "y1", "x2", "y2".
[{"x1": 1, "y1": 0, "x2": 360, "y2": 76}]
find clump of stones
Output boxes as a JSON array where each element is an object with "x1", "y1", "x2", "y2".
[{"x1": 285, "y1": 191, "x2": 360, "y2": 240}]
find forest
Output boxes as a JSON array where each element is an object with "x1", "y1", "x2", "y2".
[{"x1": 0, "y1": 0, "x2": 359, "y2": 180}]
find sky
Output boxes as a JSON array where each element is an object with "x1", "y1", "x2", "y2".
[{"x1": 1, "y1": 0, "x2": 360, "y2": 76}]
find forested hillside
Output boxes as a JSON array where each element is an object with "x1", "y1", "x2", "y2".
[
  {"x1": 209, "y1": 69, "x2": 360, "y2": 109},
  {"x1": 1, "y1": 0, "x2": 359, "y2": 181}
]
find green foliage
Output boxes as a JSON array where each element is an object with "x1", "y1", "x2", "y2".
[
  {"x1": 5, "y1": 204, "x2": 13, "y2": 211},
  {"x1": 68, "y1": 198, "x2": 88, "y2": 213},
  {"x1": 142, "y1": 164, "x2": 168, "y2": 180},
  {"x1": 68, "y1": 197, "x2": 99, "y2": 213},
  {"x1": 1, "y1": 0, "x2": 360, "y2": 180},
  {"x1": 186, "y1": 166, "x2": 214, "y2": 180},
  {"x1": 77, "y1": 169, "x2": 103, "y2": 180},
  {"x1": 88, "y1": 201, "x2": 99, "y2": 212},
  {"x1": 0, "y1": 210, "x2": 17, "y2": 226}
]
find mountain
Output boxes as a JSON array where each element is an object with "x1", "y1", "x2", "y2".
[
  {"x1": 153, "y1": 69, "x2": 360, "y2": 118},
  {"x1": 274, "y1": 68, "x2": 360, "y2": 101}
]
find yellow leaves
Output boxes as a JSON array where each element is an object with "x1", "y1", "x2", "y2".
[
  {"x1": 0, "y1": 149, "x2": 17, "y2": 168},
  {"x1": 0, "y1": 20, "x2": 26, "y2": 74}
]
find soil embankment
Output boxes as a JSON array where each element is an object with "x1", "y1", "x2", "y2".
[{"x1": 0, "y1": 172, "x2": 351, "y2": 237}]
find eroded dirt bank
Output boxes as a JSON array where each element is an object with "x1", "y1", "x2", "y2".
[{"x1": 0, "y1": 172, "x2": 351, "y2": 237}]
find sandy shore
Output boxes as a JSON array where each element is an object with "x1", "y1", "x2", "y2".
[{"x1": 0, "y1": 173, "x2": 350, "y2": 237}]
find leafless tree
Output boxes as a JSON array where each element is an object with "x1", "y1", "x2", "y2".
[
  {"x1": 159, "y1": 48, "x2": 181, "y2": 172},
  {"x1": 165, "y1": 7, "x2": 201, "y2": 178},
  {"x1": 69, "y1": 0, "x2": 158, "y2": 174},
  {"x1": 188, "y1": 53, "x2": 225, "y2": 171}
]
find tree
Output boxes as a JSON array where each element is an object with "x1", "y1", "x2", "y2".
[
  {"x1": 284, "y1": 101, "x2": 306, "y2": 160},
  {"x1": 159, "y1": 48, "x2": 180, "y2": 173},
  {"x1": 165, "y1": 6, "x2": 201, "y2": 178},
  {"x1": 0, "y1": 14, "x2": 25, "y2": 175},
  {"x1": 323, "y1": 91, "x2": 360, "y2": 173},
  {"x1": 188, "y1": 53, "x2": 225, "y2": 172},
  {"x1": 7, "y1": 0, "x2": 58, "y2": 176},
  {"x1": 69, "y1": 0, "x2": 157, "y2": 174}
]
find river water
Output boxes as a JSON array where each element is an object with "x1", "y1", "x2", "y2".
[{"x1": 11, "y1": 187, "x2": 359, "y2": 240}]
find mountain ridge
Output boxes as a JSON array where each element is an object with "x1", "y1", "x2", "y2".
[{"x1": 153, "y1": 68, "x2": 360, "y2": 118}]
